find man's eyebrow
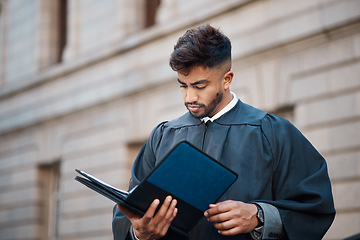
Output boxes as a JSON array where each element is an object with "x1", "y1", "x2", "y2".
[
  {"x1": 177, "y1": 79, "x2": 209, "y2": 85},
  {"x1": 177, "y1": 78, "x2": 185, "y2": 84},
  {"x1": 191, "y1": 79, "x2": 209, "y2": 85}
]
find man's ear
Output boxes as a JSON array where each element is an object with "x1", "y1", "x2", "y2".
[{"x1": 223, "y1": 71, "x2": 233, "y2": 90}]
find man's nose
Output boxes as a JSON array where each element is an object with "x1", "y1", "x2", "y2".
[{"x1": 185, "y1": 88, "x2": 198, "y2": 103}]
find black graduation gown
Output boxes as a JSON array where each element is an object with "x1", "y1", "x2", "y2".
[{"x1": 112, "y1": 100, "x2": 335, "y2": 240}]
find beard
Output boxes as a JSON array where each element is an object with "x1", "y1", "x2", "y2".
[{"x1": 185, "y1": 92, "x2": 223, "y2": 119}]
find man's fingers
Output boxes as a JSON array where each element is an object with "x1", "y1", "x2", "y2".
[
  {"x1": 218, "y1": 226, "x2": 243, "y2": 236},
  {"x1": 156, "y1": 197, "x2": 178, "y2": 229},
  {"x1": 158, "y1": 200, "x2": 178, "y2": 236},
  {"x1": 204, "y1": 201, "x2": 259, "y2": 236},
  {"x1": 207, "y1": 209, "x2": 233, "y2": 223},
  {"x1": 152, "y1": 196, "x2": 174, "y2": 222},
  {"x1": 160, "y1": 208, "x2": 178, "y2": 236},
  {"x1": 143, "y1": 196, "x2": 177, "y2": 236},
  {"x1": 142, "y1": 199, "x2": 161, "y2": 223},
  {"x1": 162, "y1": 197, "x2": 177, "y2": 221},
  {"x1": 118, "y1": 196, "x2": 178, "y2": 239},
  {"x1": 212, "y1": 218, "x2": 237, "y2": 230},
  {"x1": 205, "y1": 201, "x2": 232, "y2": 218}
]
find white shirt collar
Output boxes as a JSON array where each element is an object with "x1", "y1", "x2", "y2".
[{"x1": 202, "y1": 92, "x2": 238, "y2": 123}]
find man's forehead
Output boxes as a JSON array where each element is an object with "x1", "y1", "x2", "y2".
[{"x1": 177, "y1": 66, "x2": 215, "y2": 80}]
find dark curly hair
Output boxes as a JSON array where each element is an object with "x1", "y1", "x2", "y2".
[{"x1": 169, "y1": 24, "x2": 232, "y2": 74}]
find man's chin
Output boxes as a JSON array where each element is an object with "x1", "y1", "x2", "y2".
[
  {"x1": 189, "y1": 110, "x2": 206, "y2": 119},
  {"x1": 186, "y1": 105, "x2": 207, "y2": 119}
]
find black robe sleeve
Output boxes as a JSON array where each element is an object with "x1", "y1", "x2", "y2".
[{"x1": 260, "y1": 114, "x2": 335, "y2": 239}]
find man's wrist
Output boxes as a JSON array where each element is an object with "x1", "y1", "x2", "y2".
[
  {"x1": 250, "y1": 203, "x2": 264, "y2": 240},
  {"x1": 130, "y1": 225, "x2": 140, "y2": 240},
  {"x1": 254, "y1": 203, "x2": 264, "y2": 228},
  {"x1": 130, "y1": 226, "x2": 158, "y2": 240},
  {"x1": 250, "y1": 202, "x2": 284, "y2": 240}
]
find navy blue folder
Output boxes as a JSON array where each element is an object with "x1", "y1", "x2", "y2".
[{"x1": 75, "y1": 141, "x2": 238, "y2": 237}]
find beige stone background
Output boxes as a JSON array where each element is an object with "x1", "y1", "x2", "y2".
[{"x1": 0, "y1": 0, "x2": 359, "y2": 239}]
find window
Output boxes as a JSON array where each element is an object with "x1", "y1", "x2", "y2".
[
  {"x1": 0, "y1": 0, "x2": 5, "y2": 86},
  {"x1": 57, "y1": 0, "x2": 67, "y2": 63},
  {"x1": 39, "y1": 0, "x2": 67, "y2": 69},
  {"x1": 38, "y1": 161, "x2": 61, "y2": 240},
  {"x1": 144, "y1": 0, "x2": 161, "y2": 28}
]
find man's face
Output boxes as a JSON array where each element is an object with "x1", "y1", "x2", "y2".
[{"x1": 177, "y1": 65, "x2": 231, "y2": 119}]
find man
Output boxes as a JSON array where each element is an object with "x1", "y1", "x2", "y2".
[{"x1": 113, "y1": 25, "x2": 335, "y2": 240}]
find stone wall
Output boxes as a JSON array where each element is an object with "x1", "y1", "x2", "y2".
[{"x1": 0, "y1": 0, "x2": 359, "y2": 239}]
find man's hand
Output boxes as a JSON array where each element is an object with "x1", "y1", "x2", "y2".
[
  {"x1": 117, "y1": 195, "x2": 178, "y2": 240},
  {"x1": 204, "y1": 200, "x2": 258, "y2": 236}
]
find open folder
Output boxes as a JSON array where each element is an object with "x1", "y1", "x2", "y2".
[{"x1": 75, "y1": 141, "x2": 238, "y2": 237}]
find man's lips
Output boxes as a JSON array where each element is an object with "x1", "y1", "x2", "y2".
[
  {"x1": 186, "y1": 104, "x2": 201, "y2": 109},
  {"x1": 186, "y1": 104, "x2": 203, "y2": 112}
]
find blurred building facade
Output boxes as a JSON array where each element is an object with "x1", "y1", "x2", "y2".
[{"x1": 0, "y1": 0, "x2": 359, "y2": 239}]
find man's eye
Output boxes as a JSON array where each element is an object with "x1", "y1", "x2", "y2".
[
  {"x1": 196, "y1": 85, "x2": 206, "y2": 89},
  {"x1": 180, "y1": 85, "x2": 187, "y2": 88}
]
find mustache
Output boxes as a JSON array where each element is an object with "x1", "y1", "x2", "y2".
[{"x1": 185, "y1": 102, "x2": 205, "y2": 107}]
